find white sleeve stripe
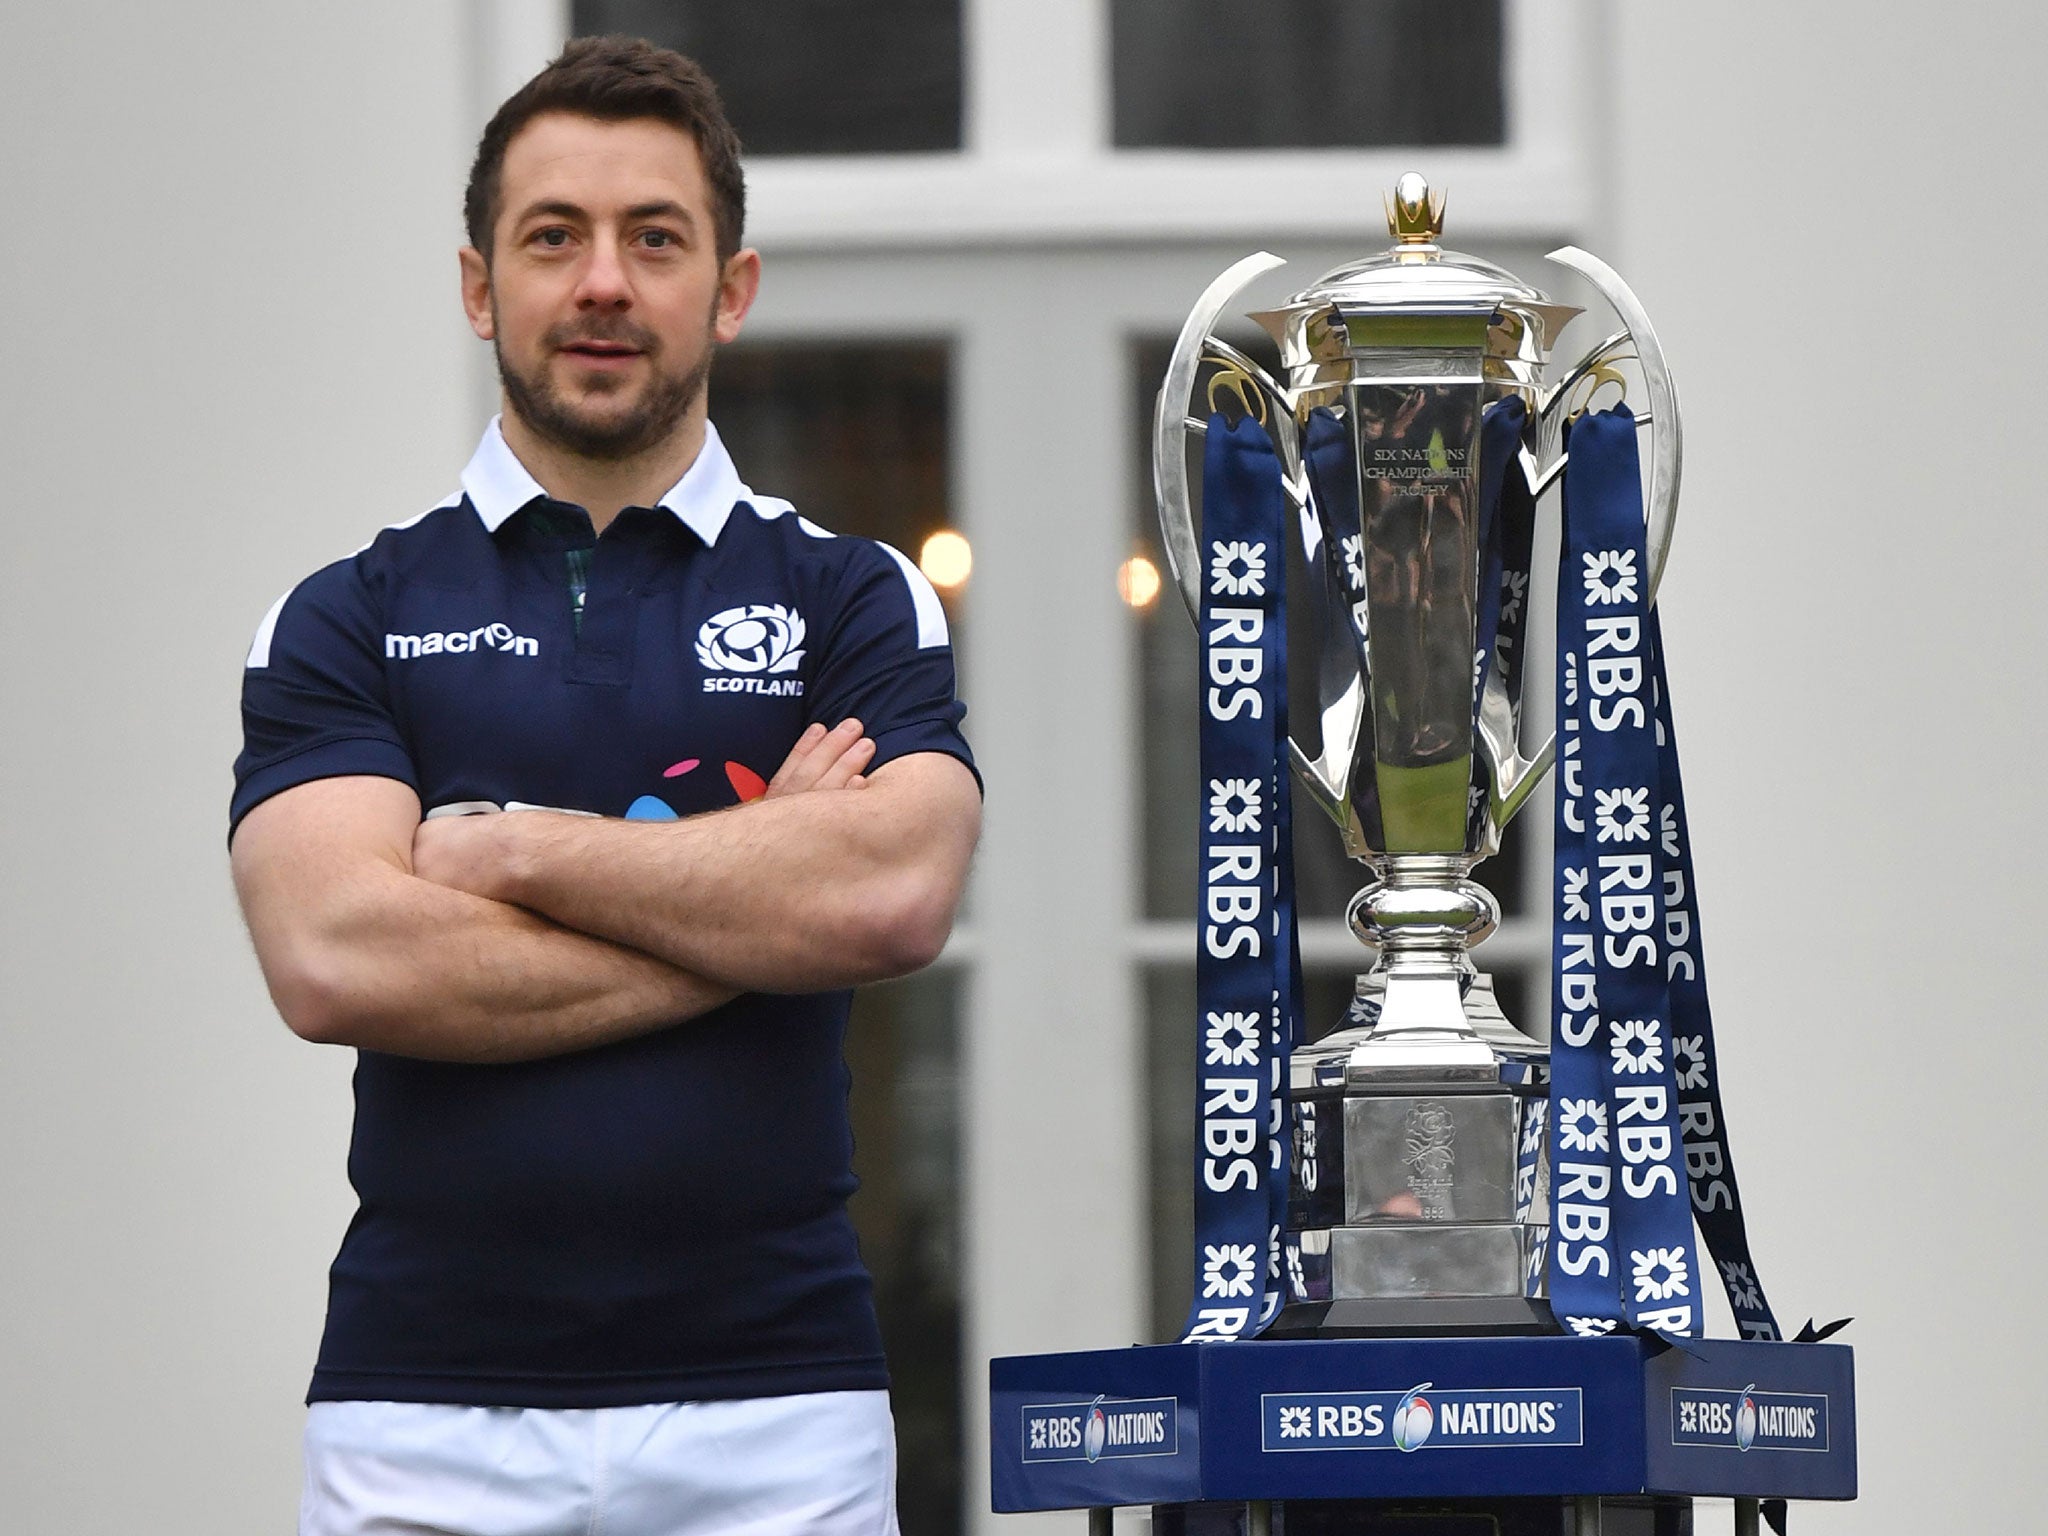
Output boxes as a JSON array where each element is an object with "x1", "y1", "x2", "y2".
[
  {"x1": 351, "y1": 492, "x2": 462, "y2": 555},
  {"x1": 876, "y1": 541, "x2": 950, "y2": 649},
  {"x1": 245, "y1": 591, "x2": 291, "y2": 669},
  {"x1": 253, "y1": 494, "x2": 459, "y2": 666}
]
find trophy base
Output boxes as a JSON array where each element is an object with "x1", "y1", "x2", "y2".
[
  {"x1": 991, "y1": 1333, "x2": 1859, "y2": 1512},
  {"x1": 1330, "y1": 1218, "x2": 1542, "y2": 1297},
  {"x1": 1266, "y1": 1295, "x2": 1558, "y2": 1339}
]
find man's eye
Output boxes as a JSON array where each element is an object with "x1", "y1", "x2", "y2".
[
  {"x1": 533, "y1": 228, "x2": 570, "y2": 249},
  {"x1": 639, "y1": 229, "x2": 676, "y2": 249}
]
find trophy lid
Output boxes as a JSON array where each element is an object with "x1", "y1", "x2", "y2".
[{"x1": 1252, "y1": 173, "x2": 1581, "y2": 367}]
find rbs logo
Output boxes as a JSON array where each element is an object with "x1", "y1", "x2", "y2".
[
  {"x1": 1263, "y1": 1386, "x2": 1582, "y2": 1453},
  {"x1": 1021, "y1": 1397, "x2": 1177, "y2": 1464},
  {"x1": 1671, "y1": 1387, "x2": 1828, "y2": 1453}
]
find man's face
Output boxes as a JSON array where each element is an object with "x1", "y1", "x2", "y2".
[{"x1": 460, "y1": 112, "x2": 758, "y2": 460}]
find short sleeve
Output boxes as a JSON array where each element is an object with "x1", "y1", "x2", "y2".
[
  {"x1": 230, "y1": 556, "x2": 418, "y2": 838},
  {"x1": 807, "y1": 542, "x2": 979, "y2": 790}
]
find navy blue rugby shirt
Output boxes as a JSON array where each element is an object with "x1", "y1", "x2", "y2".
[{"x1": 232, "y1": 418, "x2": 975, "y2": 1409}]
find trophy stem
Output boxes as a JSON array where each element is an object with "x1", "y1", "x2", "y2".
[{"x1": 1343, "y1": 854, "x2": 1503, "y2": 1080}]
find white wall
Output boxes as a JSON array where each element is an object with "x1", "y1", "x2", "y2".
[
  {"x1": 1, "y1": 3, "x2": 2041, "y2": 1532},
  {"x1": 0, "y1": 4, "x2": 476, "y2": 1528},
  {"x1": 1609, "y1": 6, "x2": 2048, "y2": 1530}
]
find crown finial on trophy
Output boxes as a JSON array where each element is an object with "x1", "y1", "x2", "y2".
[{"x1": 1385, "y1": 171, "x2": 1446, "y2": 249}]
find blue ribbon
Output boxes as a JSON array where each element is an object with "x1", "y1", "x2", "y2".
[
  {"x1": 1649, "y1": 605, "x2": 1782, "y2": 1342},
  {"x1": 1183, "y1": 411, "x2": 1301, "y2": 1341},
  {"x1": 1547, "y1": 407, "x2": 1782, "y2": 1342},
  {"x1": 1187, "y1": 398, "x2": 1784, "y2": 1350}
]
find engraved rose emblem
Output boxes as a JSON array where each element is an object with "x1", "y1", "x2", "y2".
[{"x1": 1404, "y1": 1103, "x2": 1457, "y2": 1179}]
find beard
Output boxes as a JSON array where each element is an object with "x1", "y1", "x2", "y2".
[{"x1": 495, "y1": 309, "x2": 715, "y2": 461}]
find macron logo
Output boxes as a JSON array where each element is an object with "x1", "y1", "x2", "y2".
[{"x1": 385, "y1": 621, "x2": 539, "y2": 660}]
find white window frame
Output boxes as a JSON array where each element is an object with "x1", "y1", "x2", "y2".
[{"x1": 748, "y1": 0, "x2": 1599, "y2": 250}]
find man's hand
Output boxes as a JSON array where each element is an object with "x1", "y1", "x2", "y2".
[
  {"x1": 410, "y1": 718, "x2": 878, "y2": 902},
  {"x1": 767, "y1": 718, "x2": 876, "y2": 796}
]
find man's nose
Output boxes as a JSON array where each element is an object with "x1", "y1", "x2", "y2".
[{"x1": 575, "y1": 237, "x2": 631, "y2": 308}]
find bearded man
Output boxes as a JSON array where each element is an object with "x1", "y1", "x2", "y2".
[{"x1": 230, "y1": 36, "x2": 980, "y2": 1536}]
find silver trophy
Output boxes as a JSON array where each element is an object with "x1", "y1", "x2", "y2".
[{"x1": 1155, "y1": 174, "x2": 1679, "y2": 1333}]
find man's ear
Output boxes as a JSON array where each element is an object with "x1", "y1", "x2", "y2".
[
  {"x1": 459, "y1": 246, "x2": 495, "y2": 342},
  {"x1": 713, "y1": 248, "x2": 762, "y2": 345}
]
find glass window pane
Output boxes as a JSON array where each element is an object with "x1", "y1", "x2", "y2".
[
  {"x1": 846, "y1": 971, "x2": 963, "y2": 1536},
  {"x1": 572, "y1": 2, "x2": 962, "y2": 154},
  {"x1": 711, "y1": 341, "x2": 961, "y2": 655},
  {"x1": 712, "y1": 340, "x2": 971, "y2": 893},
  {"x1": 1112, "y1": 0, "x2": 1504, "y2": 150},
  {"x1": 707, "y1": 344, "x2": 962, "y2": 1532}
]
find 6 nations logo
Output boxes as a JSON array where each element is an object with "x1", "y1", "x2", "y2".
[
  {"x1": 1671, "y1": 1385, "x2": 1828, "y2": 1453},
  {"x1": 1021, "y1": 1396, "x2": 1178, "y2": 1465},
  {"x1": 697, "y1": 604, "x2": 807, "y2": 696},
  {"x1": 1262, "y1": 1385, "x2": 1583, "y2": 1453}
]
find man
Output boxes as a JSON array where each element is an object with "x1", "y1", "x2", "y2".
[{"x1": 230, "y1": 36, "x2": 980, "y2": 1536}]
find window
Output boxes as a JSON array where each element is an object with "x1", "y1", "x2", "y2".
[
  {"x1": 845, "y1": 973, "x2": 964, "y2": 1535},
  {"x1": 1112, "y1": 0, "x2": 1505, "y2": 150},
  {"x1": 710, "y1": 340, "x2": 963, "y2": 1529},
  {"x1": 571, "y1": 1, "x2": 962, "y2": 154},
  {"x1": 712, "y1": 343, "x2": 955, "y2": 572}
]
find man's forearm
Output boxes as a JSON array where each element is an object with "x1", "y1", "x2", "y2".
[
  {"x1": 437, "y1": 755, "x2": 980, "y2": 993},
  {"x1": 232, "y1": 780, "x2": 736, "y2": 1063},
  {"x1": 282, "y1": 870, "x2": 736, "y2": 1062}
]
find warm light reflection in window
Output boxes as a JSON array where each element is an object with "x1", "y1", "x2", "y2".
[
  {"x1": 919, "y1": 529, "x2": 973, "y2": 590},
  {"x1": 1118, "y1": 553, "x2": 1162, "y2": 609}
]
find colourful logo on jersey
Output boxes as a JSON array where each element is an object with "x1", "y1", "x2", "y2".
[{"x1": 624, "y1": 757, "x2": 767, "y2": 820}]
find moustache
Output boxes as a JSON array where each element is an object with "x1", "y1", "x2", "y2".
[{"x1": 544, "y1": 319, "x2": 660, "y2": 353}]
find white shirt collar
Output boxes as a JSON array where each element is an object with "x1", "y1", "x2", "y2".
[{"x1": 458, "y1": 416, "x2": 781, "y2": 546}]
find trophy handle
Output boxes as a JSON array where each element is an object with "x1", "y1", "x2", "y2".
[
  {"x1": 1153, "y1": 252, "x2": 1291, "y2": 623},
  {"x1": 1482, "y1": 247, "x2": 1684, "y2": 831},
  {"x1": 1154, "y1": 255, "x2": 1367, "y2": 839},
  {"x1": 1543, "y1": 246, "x2": 1682, "y2": 602}
]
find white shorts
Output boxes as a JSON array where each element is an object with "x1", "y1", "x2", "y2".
[{"x1": 300, "y1": 1391, "x2": 899, "y2": 1536}]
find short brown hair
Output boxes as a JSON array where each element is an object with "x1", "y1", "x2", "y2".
[{"x1": 464, "y1": 35, "x2": 746, "y2": 265}]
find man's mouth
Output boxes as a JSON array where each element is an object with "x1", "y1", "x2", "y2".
[{"x1": 560, "y1": 340, "x2": 642, "y2": 362}]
